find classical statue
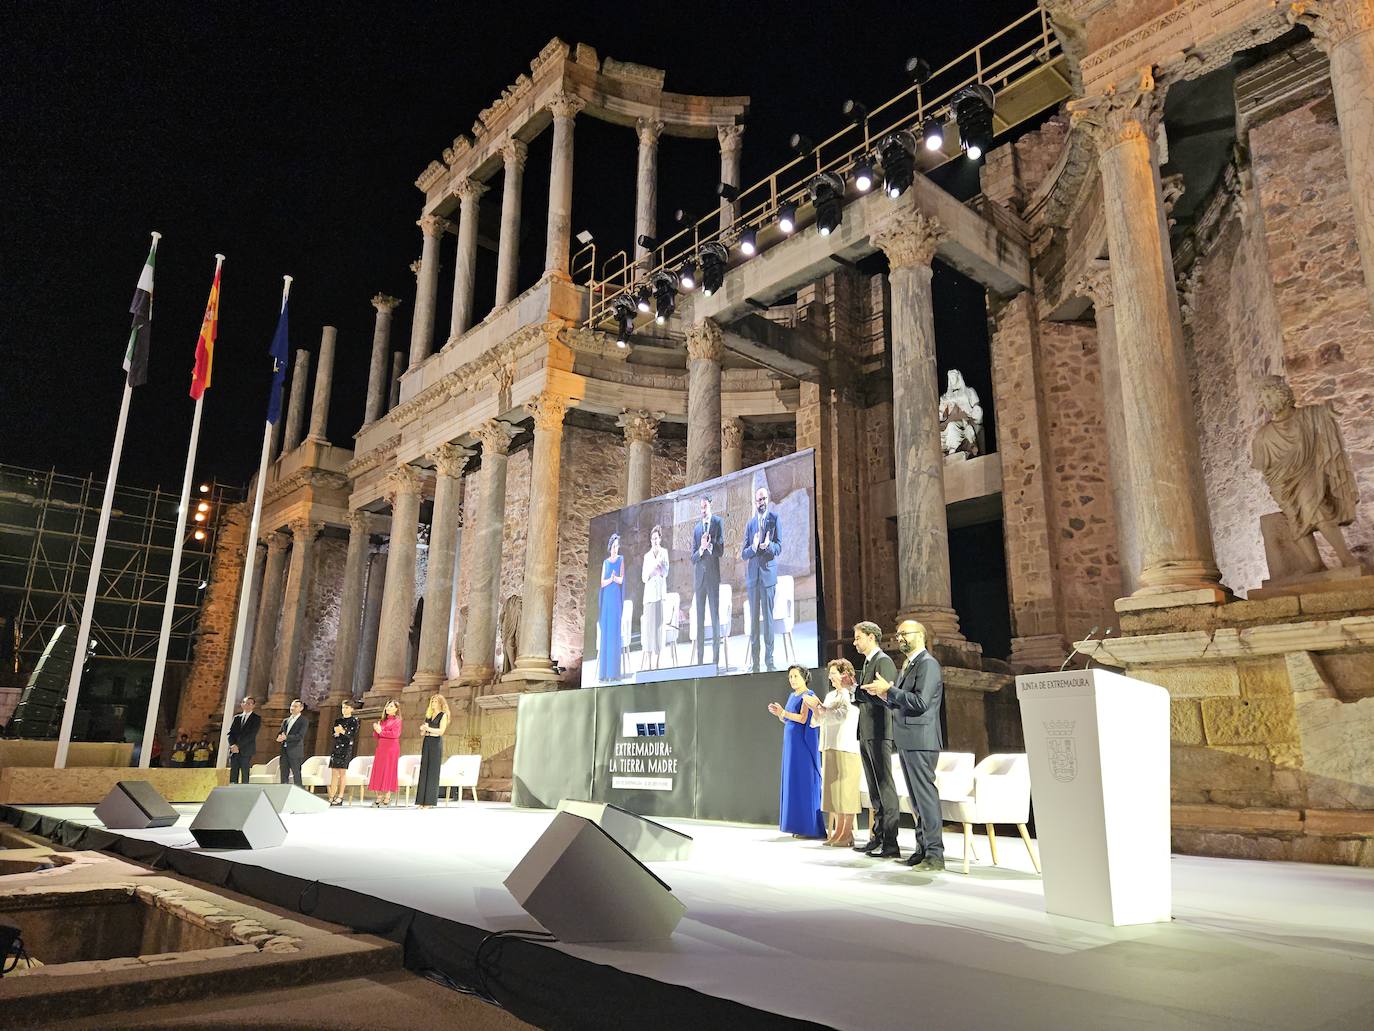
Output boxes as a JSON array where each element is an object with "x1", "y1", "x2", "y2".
[
  {"x1": 938, "y1": 369, "x2": 984, "y2": 458},
  {"x1": 498, "y1": 594, "x2": 522, "y2": 676},
  {"x1": 1251, "y1": 375, "x2": 1361, "y2": 571}
]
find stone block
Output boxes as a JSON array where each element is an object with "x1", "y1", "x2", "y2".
[
  {"x1": 1290, "y1": 837, "x2": 1368, "y2": 865},
  {"x1": 1170, "y1": 803, "x2": 1303, "y2": 833},
  {"x1": 1114, "y1": 587, "x2": 1230, "y2": 613},
  {"x1": 1297, "y1": 584, "x2": 1374, "y2": 616},
  {"x1": 1201, "y1": 697, "x2": 1297, "y2": 745},
  {"x1": 1303, "y1": 808, "x2": 1374, "y2": 836},
  {"x1": 1171, "y1": 745, "x2": 1273, "y2": 795},
  {"x1": 1237, "y1": 660, "x2": 1292, "y2": 698},
  {"x1": 1170, "y1": 700, "x2": 1205, "y2": 744},
  {"x1": 1223, "y1": 595, "x2": 1303, "y2": 623},
  {"x1": 1171, "y1": 829, "x2": 1291, "y2": 862},
  {"x1": 1295, "y1": 695, "x2": 1374, "y2": 809},
  {"x1": 1135, "y1": 665, "x2": 1240, "y2": 699}
]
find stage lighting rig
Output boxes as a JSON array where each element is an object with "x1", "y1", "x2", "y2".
[
  {"x1": 922, "y1": 116, "x2": 944, "y2": 152},
  {"x1": 717, "y1": 182, "x2": 739, "y2": 203},
  {"x1": 905, "y1": 56, "x2": 932, "y2": 85},
  {"x1": 809, "y1": 172, "x2": 846, "y2": 237},
  {"x1": 635, "y1": 286, "x2": 652, "y2": 313},
  {"x1": 699, "y1": 242, "x2": 729, "y2": 296},
  {"x1": 842, "y1": 99, "x2": 868, "y2": 128},
  {"x1": 878, "y1": 130, "x2": 917, "y2": 198},
  {"x1": 739, "y1": 227, "x2": 758, "y2": 256},
  {"x1": 954, "y1": 83, "x2": 996, "y2": 160},
  {"x1": 778, "y1": 200, "x2": 798, "y2": 234},
  {"x1": 611, "y1": 295, "x2": 638, "y2": 348},
  {"x1": 789, "y1": 133, "x2": 815, "y2": 158},
  {"x1": 852, "y1": 155, "x2": 875, "y2": 193},
  {"x1": 651, "y1": 271, "x2": 678, "y2": 325},
  {"x1": 678, "y1": 258, "x2": 698, "y2": 291},
  {"x1": 637, "y1": 233, "x2": 659, "y2": 251}
]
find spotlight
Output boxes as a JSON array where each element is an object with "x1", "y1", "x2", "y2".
[
  {"x1": 717, "y1": 182, "x2": 739, "y2": 203},
  {"x1": 778, "y1": 201, "x2": 798, "y2": 234},
  {"x1": 673, "y1": 209, "x2": 694, "y2": 227},
  {"x1": 678, "y1": 260, "x2": 697, "y2": 291},
  {"x1": 879, "y1": 130, "x2": 917, "y2": 198},
  {"x1": 575, "y1": 229, "x2": 594, "y2": 245},
  {"x1": 194, "y1": 529, "x2": 206, "y2": 541},
  {"x1": 954, "y1": 83, "x2": 996, "y2": 162},
  {"x1": 198, "y1": 483, "x2": 210, "y2": 494},
  {"x1": 635, "y1": 286, "x2": 652, "y2": 313},
  {"x1": 922, "y1": 116, "x2": 944, "y2": 152},
  {"x1": 905, "y1": 56, "x2": 932, "y2": 85},
  {"x1": 651, "y1": 271, "x2": 677, "y2": 325},
  {"x1": 739, "y1": 227, "x2": 758, "y2": 256},
  {"x1": 789, "y1": 133, "x2": 815, "y2": 157},
  {"x1": 809, "y1": 172, "x2": 846, "y2": 237},
  {"x1": 196, "y1": 501, "x2": 209, "y2": 513},
  {"x1": 194, "y1": 512, "x2": 206, "y2": 523},
  {"x1": 842, "y1": 99, "x2": 868, "y2": 127},
  {"x1": 853, "y1": 155, "x2": 875, "y2": 193},
  {"x1": 637, "y1": 234, "x2": 659, "y2": 251},
  {"x1": 699, "y1": 242, "x2": 728, "y2": 296},
  {"x1": 612, "y1": 295, "x2": 637, "y2": 346}
]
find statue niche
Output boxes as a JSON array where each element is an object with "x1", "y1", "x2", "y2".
[{"x1": 938, "y1": 369, "x2": 984, "y2": 459}]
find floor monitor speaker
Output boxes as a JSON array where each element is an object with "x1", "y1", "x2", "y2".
[
  {"x1": 94, "y1": 780, "x2": 180, "y2": 829},
  {"x1": 216, "y1": 783, "x2": 329, "y2": 814},
  {"x1": 190, "y1": 787, "x2": 287, "y2": 849},
  {"x1": 556, "y1": 799, "x2": 694, "y2": 862}
]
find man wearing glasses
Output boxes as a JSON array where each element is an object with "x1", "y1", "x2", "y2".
[{"x1": 863, "y1": 620, "x2": 946, "y2": 872}]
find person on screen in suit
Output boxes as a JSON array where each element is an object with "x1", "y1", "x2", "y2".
[
  {"x1": 690, "y1": 496, "x2": 725, "y2": 669},
  {"x1": 864, "y1": 620, "x2": 946, "y2": 872},
  {"x1": 851, "y1": 621, "x2": 900, "y2": 857},
  {"x1": 741, "y1": 484, "x2": 783, "y2": 672},
  {"x1": 276, "y1": 698, "x2": 310, "y2": 787}
]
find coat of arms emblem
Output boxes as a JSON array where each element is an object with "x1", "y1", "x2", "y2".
[{"x1": 1044, "y1": 720, "x2": 1077, "y2": 783}]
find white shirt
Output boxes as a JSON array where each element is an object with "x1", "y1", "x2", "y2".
[
  {"x1": 285, "y1": 714, "x2": 298, "y2": 735},
  {"x1": 641, "y1": 546, "x2": 668, "y2": 603},
  {"x1": 814, "y1": 687, "x2": 860, "y2": 753}
]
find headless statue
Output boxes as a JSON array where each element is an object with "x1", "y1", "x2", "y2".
[
  {"x1": 498, "y1": 594, "x2": 522, "y2": 676},
  {"x1": 938, "y1": 369, "x2": 984, "y2": 458}
]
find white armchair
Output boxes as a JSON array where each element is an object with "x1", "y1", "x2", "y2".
[
  {"x1": 859, "y1": 750, "x2": 974, "y2": 855},
  {"x1": 439, "y1": 754, "x2": 482, "y2": 805},
  {"x1": 249, "y1": 756, "x2": 279, "y2": 783},
  {"x1": 396, "y1": 753, "x2": 423, "y2": 805},
  {"x1": 940, "y1": 753, "x2": 1040, "y2": 875},
  {"x1": 343, "y1": 755, "x2": 373, "y2": 804},
  {"x1": 744, "y1": 575, "x2": 797, "y2": 670},
  {"x1": 299, "y1": 755, "x2": 330, "y2": 793}
]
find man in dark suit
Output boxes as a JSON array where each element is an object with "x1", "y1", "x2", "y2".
[
  {"x1": 851, "y1": 621, "x2": 900, "y2": 857},
  {"x1": 864, "y1": 620, "x2": 945, "y2": 872},
  {"x1": 690, "y1": 496, "x2": 725, "y2": 668},
  {"x1": 275, "y1": 698, "x2": 309, "y2": 786},
  {"x1": 741, "y1": 485, "x2": 783, "y2": 673},
  {"x1": 226, "y1": 696, "x2": 261, "y2": 784}
]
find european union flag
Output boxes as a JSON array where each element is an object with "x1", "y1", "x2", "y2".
[{"x1": 265, "y1": 299, "x2": 290, "y2": 424}]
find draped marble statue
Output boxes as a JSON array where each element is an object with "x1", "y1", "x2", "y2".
[
  {"x1": 938, "y1": 369, "x2": 984, "y2": 458},
  {"x1": 498, "y1": 594, "x2": 522, "y2": 677},
  {"x1": 1251, "y1": 375, "x2": 1361, "y2": 572}
]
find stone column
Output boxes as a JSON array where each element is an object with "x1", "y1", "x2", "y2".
[
  {"x1": 1076, "y1": 262, "x2": 1140, "y2": 595},
  {"x1": 685, "y1": 319, "x2": 724, "y2": 485},
  {"x1": 388, "y1": 351, "x2": 405, "y2": 410},
  {"x1": 449, "y1": 179, "x2": 487, "y2": 341},
  {"x1": 282, "y1": 349, "x2": 310, "y2": 453},
  {"x1": 544, "y1": 91, "x2": 586, "y2": 278},
  {"x1": 234, "y1": 540, "x2": 269, "y2": 701},
  {"x1": 718, "y1": 123, "x2": 746, "y2": 230},
  {"x1": 355, "y1": 543, "x2": 388, "y2": 697},
  {"x1": 1290, "y1": 0, "x2": 1374, "y2": 312},
  {"x1": 617, "y1": 409, "x2": 659, "y2": 505},
  {"x1": 871, "y1": 210, "x2": 966, "y2": 644},
  {"x1": 268, "y1": 518, "x2": 322, "y2": 704},
  {"x1": 247, "y1": 532, "x2": 289, "y2": 701},
  {"x1": 634, "y1": 118, "x2": 664, "y2": 272},
  {"x1": 412, "y1": 444, "x2": 473, "y2": 691},
  {"x1": 408, "y1": 215, "x2": 449, "y2": 371},
  {"x1": 1070, "y1": 73, "x2": 1225, "y2": 599},
  {"x1": 495, "y1": 139, "x2": 528, "y2": 308},
  {"x1": 307, "y1": 326, "x2": 336, "y2": 443},
  {"x1": 507, "y1": 392, "x2": 568, "y2": 683},
  {"x1": 364, "y1": 295, "x2": 400, "y2": 428},
  {"x1": 721, "y1": 417, "x2": 744, "y2": 474},
  {"x1": 459, "y1": 420, "x2": 517, "y2": 684},
  {"x1": 329, "y1": 510, "x2": 370, "y2": 702},
  {"x1": 370, "y1": 464, "x2": 423, "y2": 698}
]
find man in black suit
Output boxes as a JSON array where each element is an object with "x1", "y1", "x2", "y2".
[
  {"x1": 741, "y1": 485, "x2": 783, "y2": 673},
  {"x1": 864, "y1": 620, "x2": 946, "y2": 872},
  {"x1": 690, "y1": 496, "x2": 725, "y2": 668},
  {"x1": 226, "y1": 696, "x2": 261, "y2": 784},
  {"x1": 851, "y1": 621, "x2": 901, "y2": 857},
  {"x1": 275, "y1": 698, "x2": 310, "y2": 786}
]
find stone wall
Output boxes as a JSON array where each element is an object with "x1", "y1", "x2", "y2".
[
  {"x1": 861, "y1": 401, "x2": 900, "y2": 632},
  {"x1": 297, "y1": 536, "x2": 346, "y2": 707}
]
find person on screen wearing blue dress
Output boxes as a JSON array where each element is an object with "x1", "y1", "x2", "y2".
[
  {"x1": 597, "y1": 533, "x2": 625, "y2": 682},
  {"x1": 767, "y1": 664, "x2": 827, "y2": 839}
]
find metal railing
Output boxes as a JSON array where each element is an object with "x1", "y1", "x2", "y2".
[{"x1": 583, "y1": 3, "x2": 1064, "y2": 330}]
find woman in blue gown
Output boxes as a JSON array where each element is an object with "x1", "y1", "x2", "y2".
[
  {"x1": 597, "y1": 533, "x2": 625, "y2": 682},
  {"x1": 767, "y1": 664, "x2": 827, "y2": 838}
]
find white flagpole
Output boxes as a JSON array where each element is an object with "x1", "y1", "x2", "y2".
[
  {"x1": 55, "y1": 232, "x2": 161, "y2": 769},
  {"x1": 218, "y1": 275, "x2": 292, "y2": 768},
  {"x1": 140, "y1": 254, "x2": 223, "y2": 769}
]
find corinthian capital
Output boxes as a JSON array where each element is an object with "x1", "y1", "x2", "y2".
[
  {"x1": 547, "y1": 90, "x2": 586, "y2": 120},
  {"x1": 1074, "y1": 260, "x2": 1114, "y2": 312},
  {"x1": 417, "y1": 214, "x2": 451, "y2": 238},
  {"x1": 870, "y1": 210, "x2": 946, "y2": 269},
  {"x1": 452, "y1": 178, "x2": 488, "y2": 206},
  {"x1": 721, "y1": 416, "x2": 745, "y2": 451},
  {"x1": 264, "y1": 530, "x2": 290, "y2": 554},
  {"x1": 287, "y1": 517, "x2": 323, "y2": 542},
  {"x1": 525, "y1": 390, "x2": 568, "y2": 433},
  {"x1": 348, "y1": 509, "x2": 370, "y2": 535},
  {"x1": 430, "y1": 442, "x2": 475, "y2": 479},
  {"x1": 685, "y1": 318, "x2": 725, "y2": 363},
  {"x1": 477, "y1": 418, "x2": 518, "y2": 456},
  {"x1": 1288, "y1": 0, "x2": 1374, "y2": 50},
  {"x1": 502, "y1": 137, "x2": 529, "y2": 172},
  {"x1": 717, "y1": 122, "x2": 746, "y2": 154},
  {"x1": 386, "y1": 463, "x2": 424, "y2": 501},
  {"x1": 371, "y1": 293, "x2": 401, "y2": 314},
  {"x1": 636, "y1": 117, "x2": 665, "y2": 148},
  {"x1": 1066, "y1": 67, "x2": 1164, "y2": 153},
  {"x1": 617, "y1": 409, "x2": 661, "y2": 445}
]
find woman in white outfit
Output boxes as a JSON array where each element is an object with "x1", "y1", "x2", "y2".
[
  {"x1": 805, "y1": 657, "x2": 862, "y2": 846},
  {"x1": 640, "y1": 524, "x2": 670, "y2": 671}
]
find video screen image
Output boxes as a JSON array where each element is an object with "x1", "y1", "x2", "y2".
[{"x1": 582, "y1": 449, "x2": 819, "y2": 687}]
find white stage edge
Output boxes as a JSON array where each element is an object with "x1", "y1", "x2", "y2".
[{"x1": 11, "y1": 802, "x2": 1374, "y2": 1030}]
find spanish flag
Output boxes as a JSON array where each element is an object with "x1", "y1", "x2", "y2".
[{"x1": 190, "y1": 256, "x2": 223, "y2": 400}]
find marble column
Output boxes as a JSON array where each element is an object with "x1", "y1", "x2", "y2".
[
  {"x1": 233, "y1": 541, "x2": 269, "y2": 702},
  {"x1": 460, "y1": 420, "x2": 517, "y2": 684},
  {"x1": 408, "y1": 215, "x2": 449, "y2": 371},
  {"x1": 1070, "y1": 74, "x2": 1224, "y2": 598},
  {"x1": 268, "y1": 518, "x2": 322, "y2": 704},
  {"x1": 871, "y1": 210, "x2": 966, "y2": 643},
  {"x1": 1077, "y1": 262, "x2": 1140, "y2": 595},
  {"x1": 246, "y1": 532, "x2": 288, "y2": 701},
  {"x1": 685, "y1": 319, "x2": 724, "y2": 486},
  {"x1": 635, "y1": 118, "x2": 664, "y2": 273},
  {"x1": 371, "y1": 464, "x2": 423, "y2": 697},
  {"x1": 449, "y1": 178, "x2": 487, "y2": 341},
  {"x1": 307, "y1": 326, "x2": 336, "y2": 443},
  {"x1": 355, "y1": 543, "x2": 388, "y2": 697},
  {"x1": 721, "y1": 417, "x2": 745, "y2": 475},
  {"x1": 412, "y1": 443, "x2": 473, "y2": 691},
  {"x1": 508, "y1": 391, "x2": 568, "y2": 682},
  {"x1": 718, "y1": 123, "x2": 746, "y2": 231},
  {"x1": 1290, "y1": 0, "x2": 1374, "y2": 312},
  {"x1": 617, "y1": 409, "x2": 659, "y2": 505},
  {"x1": 282, "y1": 349, "x2": 310, "y2": 453},
  {"x1": 328, "y1": 510, "x2": 370, "y2": 702},
  {"x1": 388, "y1": 351, "x2": 405, "y2": 410},
  {"x1": 495, "y1": 139, "x2": 528, "y2": 308},
  {"x1": 364, "y1": 295, "x2": 400, "y2": 428},
  {"x1": 544, "y1": 91, "x2": 586, "y2": 278}
]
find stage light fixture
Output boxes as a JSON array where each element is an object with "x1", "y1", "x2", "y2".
[
  {"x1": 678, "y1": 259, "x2": 698, "y2": 291},
  {"x1": 194, "y1": 512, "x2": 206, "y2": 523},
  {"x1": 906, "y1": 56, "x2": 932, "y2": 85},
  {"x1": 789, "y1": 133, "x2": 815, "y2": 158},
  {"x1": 717, "y1": 182, "x2": 739, "y2": 203},
  {"x1": 575, "y1": 229, "x2": 594, "y2": 245},
  {"x1": 637, "y1": 234, "x2": 659, "y2": 251},
  {"x1": 739, "y1": 227, "x2": 758, "y2": 256},
  {"x1": 853, "y1": 156, "x2": 875, "y2": 193},
  {"x1": 635, "y1": 286, "x2": 652, "y2": 313},
  {"x1": 651, "y1": 271, "x2": 678, "y2": 325},
  {"x1": 778, "y1": 201, "x2": 798, "y2": 234},
  {"x1": 922, "y1": 116, "x2": 944, "y2": 152},
  {"x1": 194, "y1": 529, "x2": 206, "y2": 541},
  {"x1": 954, "y1": 83, "x2": 995, "y2": 162},
  {"x1": 879, "y1": 130, "x2": 917, "y2": 198},
  {"x1": 612, "y1": 296, "x2": 637, "y2": 347},
  {"x1": 196, "y1": 501, "x2": 209, "y2": 513},
  {"x1": 699, "y1": 243, "x2": 728, "y2": 296},
  {"x1": 808, "y1": 172, "x2": 846, "y2": 237},
  {"x1": 673, "y1": 209, "x2": 694, "y2": 227},
  {"x1": 198, "y1": 483, "x2": 210, "y2": 494},
  {"x1": 842, "y1": 99, "x2": 868, "y2": 127}
]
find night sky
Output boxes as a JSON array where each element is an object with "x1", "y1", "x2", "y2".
[{"x1": 2, "y1": 0, "x2": 1031, "y2": 489}]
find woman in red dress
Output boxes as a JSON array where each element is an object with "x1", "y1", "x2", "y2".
[{"x1": 368, "y1": 699, "x2": 403, "y2": 806}]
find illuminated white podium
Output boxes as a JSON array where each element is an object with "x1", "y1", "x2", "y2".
[{"x1": 1016, "y1": 669, "x2": 1171, "y2": 926}]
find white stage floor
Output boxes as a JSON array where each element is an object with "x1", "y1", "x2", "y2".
[{"x1": 14, "y1": 801, "x2": 1374, "y2": 1030}]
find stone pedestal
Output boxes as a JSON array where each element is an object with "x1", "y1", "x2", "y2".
[
  {"x1": 544, "y1": 92, "x2": 585, "y2": 278},
  {"x1": 370, "y1": 465, "x2": 423, "y2": 700},
  {"x1": 409, "y1": 215, "x2": 448, "y2": 371},
  {"x1": 363, "y1": 295, "x2": 400, "y2": 428},
  {"x1": 459, "y1": 420, "x2": 516, "y2": 685},
  {"x1": 686, "y1": 320, "x2": 723, "y2": 486},
  {"x1": 412, "y1": 444, "x2": 472, "y2": 691},
  {"x1": 495, "y1": 139, "x2": 528, "y2": 308}
]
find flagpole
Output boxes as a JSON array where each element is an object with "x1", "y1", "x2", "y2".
[
  {"x1": 218, "y1": 275, "x2": 292, "y2": 768},
  {"x1": 141, "y1": 254, "x2": 223, "y2": 769},
  {"x1": 55, "y1": 232, "x2": 160, "y2": 769}
]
